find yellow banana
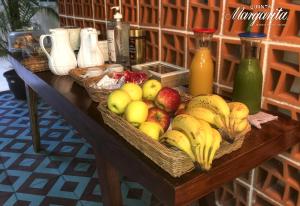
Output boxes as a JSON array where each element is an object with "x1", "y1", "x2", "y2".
[
  {"x1": 228, "y1": 102, "x2": 249, "y2": 120},
  {"x1": 187, "y1": 95, "x2": 230, "y2": 118},
  {"x1": 160, "y1": 130, "x2": 196, "y2": 161},
  {"x1": 206, "y1": 128, "x2": 222, "y2": 170},
  {"x1": 194, "y1": 145, "x2": 203, "y2": 165},
  {"x1": 214, "y1": 115, "x2": 226, "y2": 129},
  {"x1": 196, "y1": 120, "x2": 212, "y2": 168},
  {"x1": 238, "y1": 122, "x2": 251, "y2": 137},
  {"x1": 187, "y1": 95, "x2": 230, "y2": 133},
  {"x1": 233, "y1": 118, "x2": 249, "y2": 133},
  {"x1": 186, "y1": 107, "x2": 218, "y2": 126},
  {"x1": 172, "y1": 114, "x2": 204, "y2": 148},
  {"x1": 172, "y1": 114, "x2": 212, "y2": 167},
  {"x1": 185, "y1": 107, "x2": 230, "y2": 138},
  {"x1": 197, "y1": 119, "x2": 213, "y2": 165}
]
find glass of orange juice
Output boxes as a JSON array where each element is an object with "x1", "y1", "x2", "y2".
[{"x1": 189, "y1": 28, "x2": 215, "y2": 96}]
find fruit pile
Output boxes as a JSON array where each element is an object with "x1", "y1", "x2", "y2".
[
  {"x1": 107, "y1": 80, "x2": 250, "y2": 170},
  {"x1": 186, "y1": 95, "x2": 251, "y2": 140},
  {"x1": 107, "y1": 79, "x2": 179, "y2": 140},
  {"x1": 164, "y1": 95, "x2": 251, "y2": 170}
]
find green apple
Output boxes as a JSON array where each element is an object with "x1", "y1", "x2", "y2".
[
  {"x1": 108, "y1": 90, "x2": 131, "y2": 114},
  {"x1": 142, "y1": 79, "x2": 162, "y2": 100},
  {"x1": 121, "y1": 83, "x2": 143, "y2": 101},
  {"x1": 125, "y1": 101, "x2": 148, "y2": 127},
  {"x1": 139, "y1": 121, "x2": 163, "y2": 140}
]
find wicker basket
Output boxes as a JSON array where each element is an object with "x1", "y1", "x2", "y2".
[
  {"x1": 21, "y1": 55, "x2": 48, "y2": 73},
  {"x1": 69, "y1": 66, "x2": 106, "y2": 87},
  {"x1": 98, "y1": 101, "x2": 249, "y2": 177},
  {"x1": 84, "y1": 76, "x2": 116, "y2": 102}
]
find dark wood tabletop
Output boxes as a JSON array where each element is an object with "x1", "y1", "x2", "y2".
[{"x1": 9, "y1": 55, "x2": 300, "y2": 206}]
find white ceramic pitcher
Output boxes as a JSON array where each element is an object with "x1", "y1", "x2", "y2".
[
  {"x1": 39, "y1": 28, "x2": 77, "y2": 75},
  {"x1": 77, "y1": 28, "x2": 104, "y2": 68}
]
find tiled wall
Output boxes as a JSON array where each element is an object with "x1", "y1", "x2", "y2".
[{"x1": 57, "y1": 0, "x2": 300, "y2": 205}]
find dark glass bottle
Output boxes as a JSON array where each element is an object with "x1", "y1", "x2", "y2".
[{"x1": 232, "y1": 32, "x2": 266, "y2": 114}]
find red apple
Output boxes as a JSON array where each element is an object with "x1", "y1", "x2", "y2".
[
  {"x1": 143, "y1": 100, "x2": 155, "y2": 109},
  {"x1": 155, "y1": 87, "x2": 181, "y2": 113},
  {"x1": 147, "y1": 107, "x2": 170, "y2": 131}
]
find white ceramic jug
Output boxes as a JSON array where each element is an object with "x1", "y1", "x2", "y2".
[
  {"x1": 77, "y1": 28, "x2": 104, "y2": 68},
  {"x1": 40, "y1": 28, "x2": 77, "y2": 75}
]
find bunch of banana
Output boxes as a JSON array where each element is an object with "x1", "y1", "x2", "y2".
[
  {"x1": 187, "y1": 95, "x2": 230, "y2": 129},
  {"x1": 227, "y1": 102, "x2": 251, "y2": 137},
  {"x1": 186, "y1": 95, "x2": 250, "y2": 140},
  {"x1": 159, "y1": 114, "x2": 222, "y2": 170}
]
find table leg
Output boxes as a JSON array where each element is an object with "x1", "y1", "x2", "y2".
[
  {"x1": 94, "y1": 150, "x2": 123, "y2": 206},
  {"x1": 198, "y1": 192, "x2": 216, "y2": 206},
  {"x1": 25, "y1": 85, "x2": 41, "y2": 153}
]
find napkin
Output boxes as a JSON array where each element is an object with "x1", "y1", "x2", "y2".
[{"x1": 248, "y1": 111, "x2": 278, "y2": 129}]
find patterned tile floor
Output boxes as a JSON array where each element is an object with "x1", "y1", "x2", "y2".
[{"x1": 0, "y1": 91, "x2": 161, "y2": 206}]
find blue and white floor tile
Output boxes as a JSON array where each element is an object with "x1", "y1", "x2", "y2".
[{"x1": 0, "y1": 91, "x2": 162, "y2": 206}]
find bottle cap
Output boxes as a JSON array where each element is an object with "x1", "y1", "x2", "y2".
[
  {"x1": 193, "y1": 28, "x2": 216, "y2": 34},
  {"x1": 111, "y1": 6, "x2": 122, "y2": 20},
  {"x1": 239, "y1": 32, "x2": 266, "y2": 38}
]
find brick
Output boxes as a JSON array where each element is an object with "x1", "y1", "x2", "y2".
[
  {"x1": 58, "y1": 0, "x2": 66, "y2": 15},
  {"x1": 263, "y1": 45, "x2": 300, "y2": 108},
  {"x1": 161, "y1": 31, "x2": 186, "y2": 67},
  {"x1": 252, "y1": 191, "x2": 279, "y2": 206},
  {"x1": 94, "y1": 0, "x2": 106, "y2": 20},
  {"x1": 73, "y1": 0, "x2": 83, "y2": 17},
  {"x1": 238, "y1": 171, "x2": 252, "y2": 184},
  {"x1": 223, "y1": 0, "x2": 270, "y2": 36},
  {"x1": 82, "y1": 0, "x2": 93, "y2": 18},
  {"x1": 219, "y1": 39, "x2": 241, "y2": 87},
  {"x1": 188, "y1": 0, "x2": 222, "y2": 33},
  {"x1": 287, "y1": 144, "x2": 300, "y2": 163},
  {"x1": 215, "y1": 180, "x2": 249, "y2": 206},
  {"x1": 59, "y1": 17, "x2": 67, "y2": 27},
  {"x1": 66, "y1": 18, "x2": 75, "y2": 27},
  {"x1": 187, "y1": 35, "x2": 219, "y2": 82},
  {"x1": 139, "y1": 0, "x2": 159, "y2": 26},
  {"x1": 161, "y1": 0, "x2": 186, "y2": 29},
  {"x1": 84, "y1": 20, "x2": 94, "y2": 28},
  {"x1": 95, "y1": 22, "x2": 107, "y2": 40},
  {"x1": 254, "y1": 156, "x2": 300, "y2": 206},
  {"x1": 270, "y1": 1, "x2": 300, "y2": 44},
  {"x1": 121, "y1": 0, "x2": 138, "y2": 24},
  {"x1": 145, "y1": 29, "x2": 159, "y2": 62},
  {"x1": 262, "y1": 99, "x2": 300, "y2": 121},
  {"x1": 65, "y1": 0, "x2": 73, "y2": 16},
  {"x1": 74, "y1": 19, "x2": 84, "y2": 28}
]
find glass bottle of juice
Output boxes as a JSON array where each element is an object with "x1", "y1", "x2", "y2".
[
  {"x1": 189, "y1": 28, "x2": 215, "y2": 96},
  {"x1": 232, "y1": 32, "x2": 266, "y2": 114}
]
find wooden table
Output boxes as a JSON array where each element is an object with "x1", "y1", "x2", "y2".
[{"x1": 9, "y1": 55, "x2": 300, "y2": 206}]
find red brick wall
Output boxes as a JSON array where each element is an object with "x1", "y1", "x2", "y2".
[{"x1": 58, "y1": 0, "x2": 300, "y2": 205}]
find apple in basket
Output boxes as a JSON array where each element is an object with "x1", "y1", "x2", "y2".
[
  {"x1": 155, "y1": 87, "x2": 181, "y2": 113},
  {"x1": 125, "y1": 101, "x2": 148, "y2": 127},
  {"x1": 139, "y1": 121, "x2": 164, "y2": 141},
  {"x1": 121, "y1": 83, "x2": 143, "y2": 101},
  {"x1": 142, "y1": 79, "x2": 162, "y2": 101},
  {"x1": 107, "y1": 90, "x2": 131, "y2": 115},
  {"x1": 147, "y1": 107, "x2": 170, "y2": 131}
]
